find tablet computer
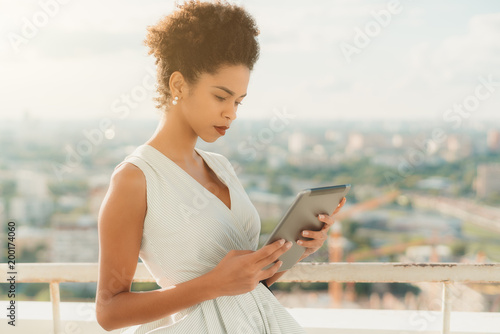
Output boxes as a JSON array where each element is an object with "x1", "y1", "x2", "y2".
[{"x1": 260, "y1": 184, "x2": 351, "y2": 272}]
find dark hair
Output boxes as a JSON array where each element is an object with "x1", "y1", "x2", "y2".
[{"x1": 143, "y1": 0, "x2": 260, "y2": 113}]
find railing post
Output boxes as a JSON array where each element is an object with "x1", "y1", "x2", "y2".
[
  {"x1": 441, "y1": 281, "x2": 451, "y2": 334},
  {"x1": 50, "y1": 281, "x2": 62, "y2": 334}
]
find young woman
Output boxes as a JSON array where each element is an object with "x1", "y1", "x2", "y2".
[{"x1": 95, "y1": 1, "x2": 346, "y2": 333}]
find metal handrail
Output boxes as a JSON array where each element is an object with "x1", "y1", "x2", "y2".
[{"x1": 2, "y1": 262, "x2": 499, "y2": 334}]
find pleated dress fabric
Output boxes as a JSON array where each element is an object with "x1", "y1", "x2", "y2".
[{"x1": 115, "y1": 144, "x2": 305, "y2": 334}]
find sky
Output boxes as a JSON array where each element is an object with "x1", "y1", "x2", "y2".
[{"x1": 1, "y1": 0, "x2": 500, "y2": 122}]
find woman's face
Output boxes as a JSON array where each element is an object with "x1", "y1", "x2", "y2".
[{"x1": 179, "y1": 64, "x2": 250, "y2": 142}]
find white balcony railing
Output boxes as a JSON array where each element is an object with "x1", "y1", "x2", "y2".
[{"x1": 1, "y1": 262, "x2": 499, "y2": 334}]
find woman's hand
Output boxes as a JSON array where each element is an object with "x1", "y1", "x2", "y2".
[
  {"x1": 296, "y1": 197, "x2": 347, "y2": 261},
  {"x1": 205, "y1": 238, "x2": 293, "y2": 297}
]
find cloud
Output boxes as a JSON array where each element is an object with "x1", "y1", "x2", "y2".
[
  {"x1": 1, "y1": 0, "x2": 173, "y2": 60},
  {"x1": 255, "y1": 0, "x2": 387, "y2": 53},
  {"x1": 21, "y1": 30, "x2": 146, "y2": 59},
  {"x1": 2, "y1": 0, "x2": 500, "y2": 121},
  {"x1": 412, "y1": 12, "x2": 500, "y2": 86}
]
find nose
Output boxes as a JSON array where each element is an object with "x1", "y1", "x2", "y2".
[{"x1": 223, "y1": 105, "x2": 237, "y2": 121}]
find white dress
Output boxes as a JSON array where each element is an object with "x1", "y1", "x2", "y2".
[{"x1": 115, "y1": 144, "x2": 306, "y2": 334}]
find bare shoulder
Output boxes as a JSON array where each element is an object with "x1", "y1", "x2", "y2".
[{"x1": 111, "y1": 161, "x2": 146, "y2": 188}]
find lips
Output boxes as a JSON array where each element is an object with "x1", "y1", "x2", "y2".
[{"x1": 214, "y1": 126, "x2": 228, "y2": 135}]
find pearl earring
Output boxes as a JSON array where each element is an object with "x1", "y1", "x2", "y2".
[{"x1": 172, "y1": 96, "x2": 179, "y2": 105}]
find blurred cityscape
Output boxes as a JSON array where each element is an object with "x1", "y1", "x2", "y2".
[{"x1": 0, "y1": 114, "x2": 499, "y2": 312}]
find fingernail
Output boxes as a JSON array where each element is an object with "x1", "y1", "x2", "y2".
[
  {"x1": 319, "y1": 214, "x2": 325, "y2": 219},
  {"x1": 285, "y1": 241, "x2": 292, "y2": 248},
  {"x1": 297, "y1": 240, "x2": 303, "y2": 245},
  {"x1": 303, "y1": 231, "x2": 309, "y2": 236},
  {"x1": 279, "y1": 239, "x2": 285, "y2": 245}
]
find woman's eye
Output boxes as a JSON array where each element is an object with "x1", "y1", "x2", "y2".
[{"x1": 215, "y1": 95, "x2": 242, "y2": 106}]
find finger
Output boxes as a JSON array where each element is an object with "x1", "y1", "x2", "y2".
[
  {"x1": 297, "y1": 237, "x2": 323, "y2": 248},
  {"x1": 297, "y1": 230, "x2": 328, "y2": 246},
  {"x1": 337, "y1": 197, "x2": 347, "y2": 209},
  {"x1": 320, "y1": 221, "x2": 334, "y2": 231},
  {"x1": 318, "y1": 213, "x2": 335, "y2": 227},
  {"x1": 332, "y1": 197, "x2": 347, "y2": 213},
  {"x1": 257, "y1": 240, "x2": 293, "y2": 267},
  {"x1": 300, "y1": 229, "x2": 327, "y2": 241},
  {"x1": 332, "y1": 202, "x2": 344, "y2": 214},
  {"x1": 259, "y1": 260, "x2": 283, "y2": 281},
  {"x1": 252, "y1": 238, "x2": 286, "y2": 263}
]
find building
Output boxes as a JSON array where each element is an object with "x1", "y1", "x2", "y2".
[
  {"x1": 50, "y1": 214, "x2": 99, "y2": 262},
  {"x1": 487, "y1": 129, "x2": 500, "y2": 153},
  {"x1": 16, "y1": 226, "x2": 52, "y2": 262},
  {"x1": 248, "y1": 191, "x2": 293, "y2": 220},
  {"x1": 475, "y1": 163, "x2": 500, "y2": 198},
  {"x1": 288, "y1": 131, "x2": 306, "y2": 154},
  {"x1": 8, "y1": 170, "x2": 54, "y2": 226},
  {"x1": 345, "y1": 133, "x2": 364, "y2": 154},
  {"x1": 443, "y1": 134, "x2": 473, "y2": 162}
]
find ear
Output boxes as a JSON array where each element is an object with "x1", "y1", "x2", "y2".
[{"x1": 169, "y1": 71, "x2": 186, "y2": 98}]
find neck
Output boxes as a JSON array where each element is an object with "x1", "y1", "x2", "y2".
[{"x1": 145, "y1": 110, "x2": 200, "y2": 166}]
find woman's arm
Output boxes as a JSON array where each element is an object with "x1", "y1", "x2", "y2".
[{"x1": 95, "y1": 163, "x2": 220, "y2": 331}]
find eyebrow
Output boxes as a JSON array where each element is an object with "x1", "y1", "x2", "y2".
[{"x1": 212, "y1": 86, "x2": 247, "y2": 98}]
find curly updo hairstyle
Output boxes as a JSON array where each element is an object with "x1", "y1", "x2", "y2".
[{"x1": 143, "y1": 0, "x2": 260, "y2": 113}]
